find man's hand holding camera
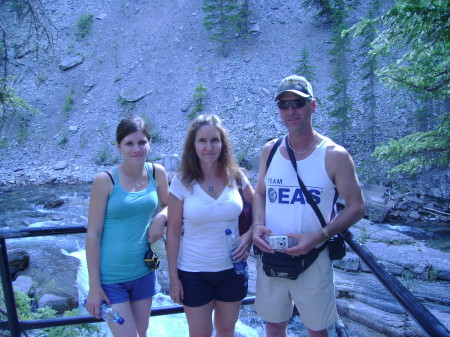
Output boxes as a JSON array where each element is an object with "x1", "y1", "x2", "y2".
[
  {"x1": 283, "y1": 231, "x2": 325, "y2": 256},
  {"x1": 253, "y1": 225, "x2": 324, "y2": 256},
  {"x1": 252, "y1": 224, "x2": 275, "y2": 253}
]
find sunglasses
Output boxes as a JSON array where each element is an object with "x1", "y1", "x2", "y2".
[{"x1": 276, "y1": 99, "x2": 308, "y2": 110}]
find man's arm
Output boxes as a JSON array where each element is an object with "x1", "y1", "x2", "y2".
[
  {"x1": 325, "y1": 145, "x2": 366, "y2": 236},
  {"x1": 284, "y1": 144, "x2": 365, "y2": 256}
]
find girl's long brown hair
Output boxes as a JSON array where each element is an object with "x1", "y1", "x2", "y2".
[{"x1": 179, "y1": 114, "x2": 241, "y2": 189}]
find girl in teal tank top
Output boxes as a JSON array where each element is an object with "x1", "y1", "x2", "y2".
[{"x1": 85, "y1": 116, "x2": 169, "y2": 337}]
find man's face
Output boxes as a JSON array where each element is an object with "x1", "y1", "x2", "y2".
[{"x1": 277, "y1": 92, "x2": 315, "y2": 131}]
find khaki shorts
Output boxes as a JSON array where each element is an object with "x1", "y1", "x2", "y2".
[{"x1": 254, "y1": 249, "x2": 337, "y2": 331}]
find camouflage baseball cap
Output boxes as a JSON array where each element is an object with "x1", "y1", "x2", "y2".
[{"x1": 275, "y1": 75, "x2": 314, "y2": 101}]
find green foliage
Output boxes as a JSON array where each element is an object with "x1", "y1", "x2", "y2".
[
  {"x1": 345, "y1": 0, "x2": 450, "y2": 176},
  {"x1": 189, "y1": 84, "x2": 208, "y2": 119},
  {"x1": 95, "y1": 146, "x2": 110, "y2": 165},
  {"x1": 58, "y1": 134, "x2": 68, "y2": 146},
  {"x1": 0, "y1": 290, "x2": 103, "y2": 337},
  {"x1": 0, "y1": 137, "x2": 7, "y2": 148},
  {"x1": 325, "y1": 1, "x2": 353, "y2": 146},
  {"x1": 63, "y1": 89, "x2": 74, "y2": 114},
  {"x1": 8, "y1": 0, "x2": 26, "y2": 12},
  {"x1": 140, "y1": 114, "x2": 162, "y2": 143},
  {"x1": 357, "y1": 1, "x2": 381, "y2": 152},
  {"x1": 202, "y1": 0, "x2": 249, "y2": 56},
  {"x1": 31, "y1": 308, "x2": 105, "y2": 337},
  {"x1": 0, "y1": 78, "x2": 40, "y2": 136},
  {"x1": 344, "y1": 0, "x2": 450, "y2": 98},
  {"x1": 372, "y1": 113, "x2": 450, "y2": 177},
  {"x1": 302, "y1": 0, "x2": 334, "y2": 18},
  {"x1": 293, "y1": 46, "x2": 317, "y2": 83},
  {"x1": 77, "y1": 14, "x2": 93, "y2": 38},
  {"x1": 427, "y1": 266, "x2": 437, "y2": 281}
]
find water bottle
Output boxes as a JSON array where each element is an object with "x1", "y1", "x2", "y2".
[
  {"x1": 225, "y1": 229, "x2": 248, "y2": 275},
  {"x1": 84, "y1": 300, "x2": 125, "y2": 325}
]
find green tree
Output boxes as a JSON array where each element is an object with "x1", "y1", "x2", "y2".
[
  {"x1": 302, "y1": 0, "x2": 333, "y2": 18},
  {"x1": 202, "y1": 0, "x2": 249, "y2": 56},
  {"x1": 358, "y1": 0, "x2": 381, "y2": 152},
  {"x1": 345, "y1": 0, "x2": 449, "y2": 96},
  {"x1": 77, "y1": 13, "x2": 93, "y2": 38},
  {"x1": 373, "y1": 113, "x2": 450, "y2": 177},
  {"x1": 346, "y1": 0, "x2": 450, "y2": 176},
  {"x1": 0, "y1": 0, "x2": 55, "y2": 137},
  {"x1": 293, "y1": 46, "x2": 317, "y2": 83},
  {"x1": 325, "y1": 1, "x2": 353, "y2": 147},
  {"x1": 189, "y1": 84, "x2": 208, "y2": 119}
]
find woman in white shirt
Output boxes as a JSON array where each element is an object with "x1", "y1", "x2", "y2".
[{"x1": 167, "y1": 114, "x2": 254, "y2": 337}]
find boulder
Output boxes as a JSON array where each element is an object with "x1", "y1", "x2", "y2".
[
  {"x1": 10, "y1": 237, "x2": 82, "y2": 313},
  {"x1": 8, "y1": 248, "x2": 30, "y2": 276},
  {"x1": 13, "y1": 275, "x2": 33, "y2": 295},
  {"x1": 54, "y1": 161, "x2": 68, "y2": 170},
  {"x1": 43, "y1": 196, "x2": 65, "y2": 209},
  {"x1": 59, "y1": 55, "x2": 84, "y2": 71},
  {"x1": 38, "y1": 294, "x2": 69, "y2": 314}
]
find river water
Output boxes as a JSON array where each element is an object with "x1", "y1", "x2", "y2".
[
  {"x1": 1, "y1": 184, "x2": 266, "y2": 336},
  {"x1": 1, "y1": 184, "x2": 448, "y2": 336}
]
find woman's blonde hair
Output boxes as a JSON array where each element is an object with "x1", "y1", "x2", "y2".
[{"x1": 179, "y1": 114, "x2": 241, "y2": 188}]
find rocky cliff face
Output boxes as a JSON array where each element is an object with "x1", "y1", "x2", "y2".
[
  {"x1": 2, "y1": 1, "x2": 448, "y2": 200},
  {"x1": 0, "y1": 1, "x2": 393, "y2": 182}
]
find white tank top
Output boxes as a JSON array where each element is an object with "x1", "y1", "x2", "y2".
[{"x1": 265, "y1": 137, "x2": 338, "y2": 237}]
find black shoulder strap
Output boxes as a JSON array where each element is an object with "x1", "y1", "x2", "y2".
[
  {"x1": 103, "y1": 171, "x2": 114, "y2": 185},
  {"x1": 265, "y1": 136, "x2": 284, "y2": 172},
  {"x1": 285, "y1": 136, "x2": 329, "y2": 252},
  {"x1": 151, "y1": 163, "x2": 156, "y2": 180},
  {"x1": 285, "y1": 136, "x2": 327, "y2": 229}
]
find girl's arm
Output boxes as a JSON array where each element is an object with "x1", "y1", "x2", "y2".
[
  {"x1": 85, "y1": 172, "x2": 112, "y2": 318},
  {"x1": 148, "y1": 163, "x2": 169, "y2": 244},
  {"x1": 166, "y1": 193, "x2": 184, "y2": 305}
]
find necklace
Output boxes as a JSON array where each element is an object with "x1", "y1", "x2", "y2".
[
  {"x1": 208, "y1": 185, "x2": 215, "y2": 193},
  {"x1": 287, "y1": 137, "x2": 317, "y2": 156}
]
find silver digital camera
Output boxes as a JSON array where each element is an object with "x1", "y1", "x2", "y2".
[{"x1": 268, "y1": 235, "x2": 289, "y2": 250}]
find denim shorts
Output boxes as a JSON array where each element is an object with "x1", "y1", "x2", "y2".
[
  {"x1": 101, "y1": 272, "x2": 157, "y2": 304},
  {"x1": 178, "y1": 268, "x2": 248, "y2": 307}
]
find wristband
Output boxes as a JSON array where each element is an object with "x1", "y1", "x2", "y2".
[{"x1": 321, "y1": 227, "x2": 330, "y2": 241}]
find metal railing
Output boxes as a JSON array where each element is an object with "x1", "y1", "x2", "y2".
[{"x1": 0, "y1": 225, "x2": 449, "y2": 337}]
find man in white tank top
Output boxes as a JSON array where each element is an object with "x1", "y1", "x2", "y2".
[{"x1": 252, "y1": 75, "x2": 365, "y2": 337}]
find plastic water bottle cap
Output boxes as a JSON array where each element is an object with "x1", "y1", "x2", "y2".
[
  {"x1": 225, "y1": 229, "x2": 231, "y2": 235},
  {"x1": 117, "y1": 317, "x2": 125, "y2": 325}
]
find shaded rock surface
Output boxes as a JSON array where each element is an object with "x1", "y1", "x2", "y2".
[{"x1": 9, "y1": 236, "x2": 84, "y2": 314}]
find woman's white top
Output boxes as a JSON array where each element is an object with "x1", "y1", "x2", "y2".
[{"x1": 170, "y1": 173, "x2": 249, "y2": 272}]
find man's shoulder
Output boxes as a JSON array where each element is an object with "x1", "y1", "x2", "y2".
[
  {"x1": 261, "y1": 136, "x2": 283, "y2": 154},
  {"x1": 320, "y1": 135, "x2": 348, "y2": 155}
]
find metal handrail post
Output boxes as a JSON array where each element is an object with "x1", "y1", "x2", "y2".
[
  {"x1": 0, "y1": 238, "x2": 22, "y2": 337},
  {"x1": 342, "y1": 230, "x2": 450, "y2": 337}
]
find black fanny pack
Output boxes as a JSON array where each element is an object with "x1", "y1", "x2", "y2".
[{"x1": 258, "y1": 243, "x2": 327, "y2": 280}]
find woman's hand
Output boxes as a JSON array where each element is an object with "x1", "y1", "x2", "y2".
[
  {"x1": 230, "y1": 229, "x2": 253, "y2": 261},
  {"x1": 147, "y1": 213, "x2": 166, "y2": 244},
  {"x1": 169, "y1": 278, "x2": 184, "y2": 305},
  {"x1": 85, "y1": 286, "x2": 109, "y2": 319}
]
